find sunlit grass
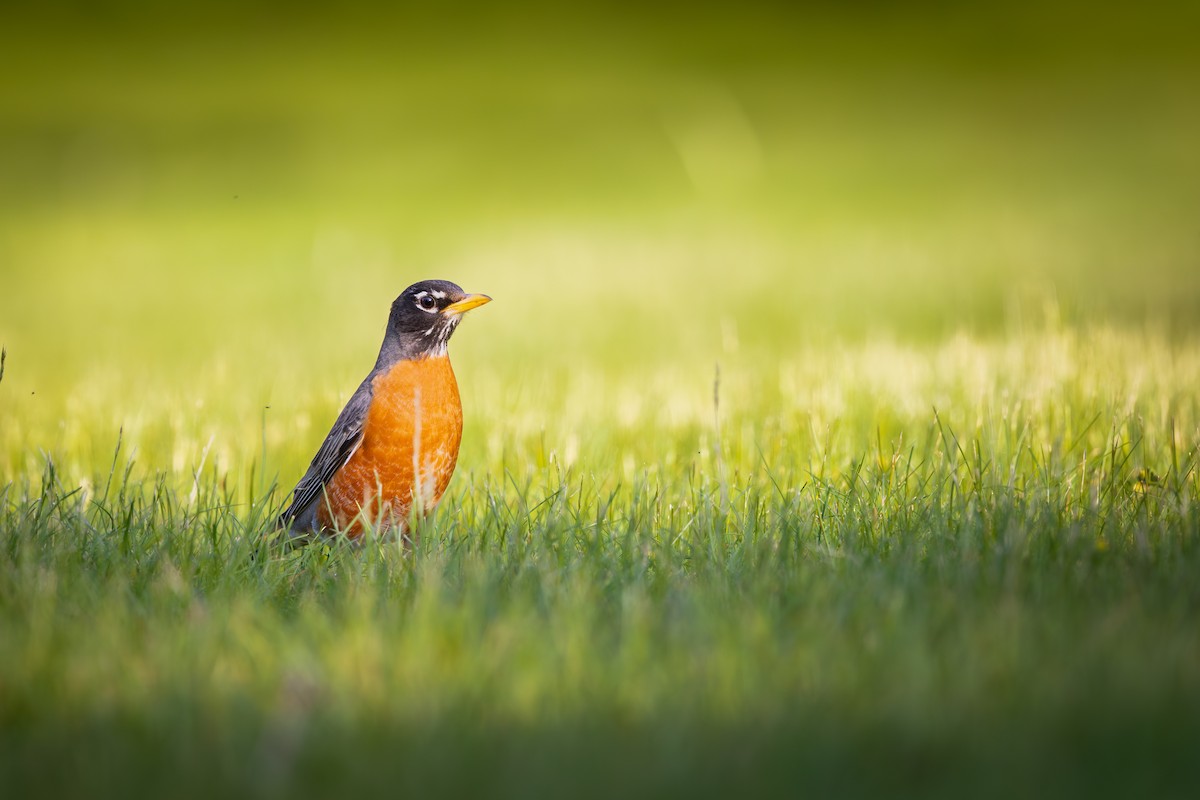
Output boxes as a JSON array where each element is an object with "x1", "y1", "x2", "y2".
[{"x1": 2, "y1": 325, "x2": 1199, "y2": 796}]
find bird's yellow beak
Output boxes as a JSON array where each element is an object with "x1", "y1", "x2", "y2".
[{"x1": 442, "y1": 293, "x2": 492, "y2": 317}]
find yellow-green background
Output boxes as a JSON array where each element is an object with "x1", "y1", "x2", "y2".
[{"x1": 3, "y1": 1, "x2": 1199, "y2": 484}]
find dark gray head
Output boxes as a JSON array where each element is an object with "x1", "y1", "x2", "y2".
[{"x1": 377, "y1": 279, "x2": 492, "y2": 364}]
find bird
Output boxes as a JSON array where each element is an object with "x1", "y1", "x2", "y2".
[{"x1": 276, "y1": 280, "x2": 491, "y2": 541}]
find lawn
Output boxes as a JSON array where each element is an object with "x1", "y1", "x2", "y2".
[{"x1": 2, "y1": 2, "x2": 1200, "y2": 797}]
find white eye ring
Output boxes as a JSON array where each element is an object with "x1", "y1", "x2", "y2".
[{"x1": 416, "y1": 294, "x2": 437, "y2": 311}]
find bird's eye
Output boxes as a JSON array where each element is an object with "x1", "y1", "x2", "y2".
[{"x1": 417, "y1": 295, "x2": 436, "y2": 311}]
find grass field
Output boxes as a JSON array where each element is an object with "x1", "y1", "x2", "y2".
[{"x1": 3, "y1": 2, "x2": 1200, "y2": 797}]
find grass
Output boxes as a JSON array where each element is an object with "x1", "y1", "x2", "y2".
[
  {"x1": 3, "y1": 331, "x2": 1199, "y2": 797},
  {"x1": 3, "y1": 1, "x2": 1200, "y2": 797}
]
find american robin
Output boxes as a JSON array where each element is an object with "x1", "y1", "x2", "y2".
[{"x1": 276, "y1": 280, "x2": 491, "y2": 540}]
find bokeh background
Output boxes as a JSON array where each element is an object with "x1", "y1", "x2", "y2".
[{"x1": 2, "y1": 0, "x2": 1199, "y2": 480}]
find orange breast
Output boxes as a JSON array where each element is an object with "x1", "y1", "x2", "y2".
[{"x1": 318, "y1": 355, "x2": 463, "y2": 538}]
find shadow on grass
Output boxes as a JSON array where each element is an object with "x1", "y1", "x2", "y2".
[{"x1": 4, "y1": 700, "x2": 1199, "y2": 800}]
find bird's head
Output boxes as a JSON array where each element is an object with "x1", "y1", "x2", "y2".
[{"x1": 384, "y1": 279, "x2": 492, "y2": 360}]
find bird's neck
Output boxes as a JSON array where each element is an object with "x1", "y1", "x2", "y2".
[{"x1": 375, "y1": 331, "x2": 446, "y2": 368}]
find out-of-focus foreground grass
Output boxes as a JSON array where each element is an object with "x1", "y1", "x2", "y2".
[{"x1": 2, "y1": 1, "x2": 1200, "y2": 797}]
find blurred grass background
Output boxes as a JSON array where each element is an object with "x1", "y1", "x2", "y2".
[
  {"x1": 4, "y1": 2, "x2": 1200, "y2": 365},
  {"x1": 3, "y1": 0, "x2": 1200, "y2": 482},
  {"x1": 3, "y1": 2, "x2": 1200, "y2": 796}
]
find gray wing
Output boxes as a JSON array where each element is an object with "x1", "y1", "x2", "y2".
[{"x1": 276, "y1": 376, "x2": 374, "y2": 533}]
